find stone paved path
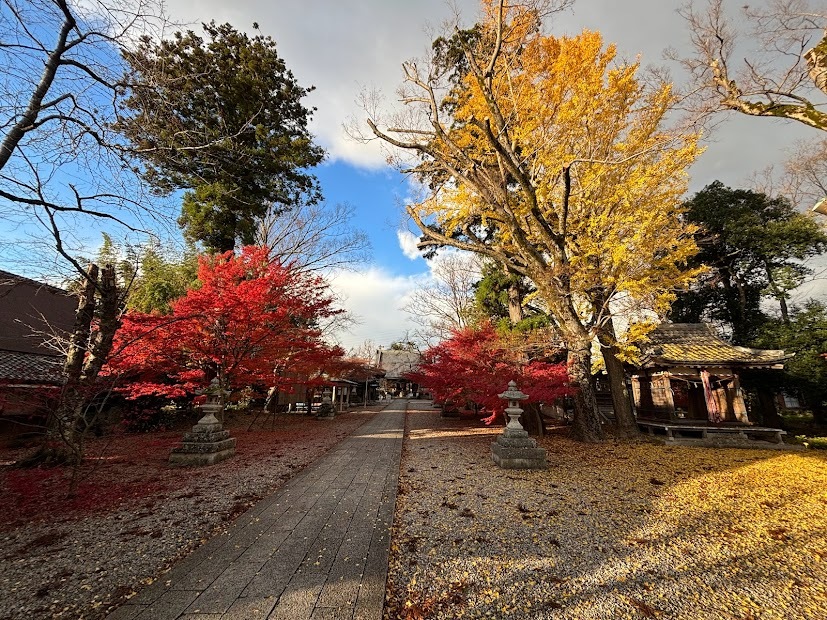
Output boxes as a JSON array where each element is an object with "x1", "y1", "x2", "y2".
[{"x1": 107, "y1": 401, "x2": 406, "y2": 620}]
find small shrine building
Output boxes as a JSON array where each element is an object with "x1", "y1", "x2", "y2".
[{"x1": 632, "y1": 323, "x2": 790, "y2": 424}]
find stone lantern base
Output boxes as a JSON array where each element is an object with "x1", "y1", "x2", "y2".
[
  {"x1": 316, "y1": 389, "x2": 335, "y2": 420},
  {"x1": 491, "y1": 427, "x2": 547, "y2": 469},
  {"x1": 169, "y1": 413, "x2": 236, "y2": 466},
  {"x1": 315, "y1": 402, "x2": 335, "y2": 420},
  {"x1": 491, "y1": 380, "x2": 547, "y2": 469}
]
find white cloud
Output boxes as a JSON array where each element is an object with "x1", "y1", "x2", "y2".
[
  {"x1": 156, "y1": 0, "x2": 817, "y2": 185},
  {"x1": 396, "y1": 230, "x2": 422, "y2": 261},
  {"x1": 325, "y1": 249, "x2": 483, "y2": 351},
  {"x1": 326, "y1": 266, "x2": 427, "y2": 352}
]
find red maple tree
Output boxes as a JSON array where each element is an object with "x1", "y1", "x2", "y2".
[
  {"x1": 107, "y1": 246, "x2": 344, "y2": 400},
  {"x1": 408, "y1": 323, "x2": 571, "y2": 421}
]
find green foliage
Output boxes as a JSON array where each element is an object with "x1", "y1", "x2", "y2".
[
  {"x1": 73, "y1": 236, "x2": 197, "y2": 314},
  {"x1": 510, "y1": 313, "x2": 551, "y2": 333},
  {"x1": 474, "y1": 263, "x2": 524, "y2": 320},
  {"x1": 791, "y1": 435, "x2": 827, "y2": 449},
  {"x1": 670, "y1": 181, "x2": 827, "y2": 343},
  {"x1": 127, "y1": 244, "x2": 199, "y2": 314},
  {"x1": 473, "y1": 261, "x2": 550, "y2": 329},
  {"x1": 474, "y1": 261, "x2": 537, "y2": 322},
  {"x1": 118, "y1": 22, "x2": 324, "y2": 251},
  {"x1": 95, "y1": 234, "x2": 137, "y2": 283},
  {"x1": 754, "y1": 300, "x2": 827, "y2": 424}
]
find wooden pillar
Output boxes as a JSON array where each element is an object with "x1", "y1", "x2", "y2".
[{"x1": 730, "y1": 373, "x2": 749, "y2": 423}]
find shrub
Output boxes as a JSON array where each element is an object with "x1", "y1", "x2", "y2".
[
  {"x1": 120, "y1": 402, "x2": 180, "y2": 433},
  {"x1": 792, "y1": 435, "x2": 827, "y2": 450}
]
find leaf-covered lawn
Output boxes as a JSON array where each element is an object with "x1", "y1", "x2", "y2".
[
  {"x1": 387, "y1": 405, "x2": 827, "y2": 619},
  {"x1": 0, "y1": 409, "x2": 378, "y2": 620},
  {"x1": 0, "y1": 410, "x2": 368, "y2": 530}
]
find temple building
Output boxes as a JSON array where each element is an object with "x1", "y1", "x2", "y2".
[
  {"x1": 632, "y1": 323, "x2": 790, "y2": 424},
  {"x1": 375, "y1": 348, "x2": 421, "y2": 397}
]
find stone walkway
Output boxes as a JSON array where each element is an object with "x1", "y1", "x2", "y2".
[{"x1": 108, "y1": 401, "x2": 406, "y2": 620}]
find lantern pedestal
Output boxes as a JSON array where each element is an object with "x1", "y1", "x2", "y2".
[
  {"x1": 316, "y1": 388, "x2": 335, "y2": 420},
  {"x1": 170, "y1": 383, "x2": 236, "y2": 466},
  {"x1": 491, "y1": 381, "x2": 547, "y2": 470}
]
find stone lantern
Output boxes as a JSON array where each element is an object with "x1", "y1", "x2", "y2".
[
  {"x1": 491, "y1": 380, "x2": 547, "y2": 469},
  {"x1": 316, "y1": 386, "x2": 335, "y2": 420},
  {"x1": 169, "y1": 378, "x2": 236, "y2": 466}
]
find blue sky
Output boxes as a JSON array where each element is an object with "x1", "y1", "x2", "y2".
[
  {"x1": 2, "y1": 0, "x2": 826, "y2": 352},
  {"x1": 314, "y1": 162, "x2": 423, "y2": 277}
]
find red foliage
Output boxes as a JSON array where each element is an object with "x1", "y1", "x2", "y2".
[
  {"x1": 107, "y1": 246, "x2": 345, "y2": 399},
  {"x1": 407, "y1": 323, "x2": 572, "y2": 421},
  {"x1": 2, "y1": 463, "x2": 166, "y2": 526},
  {"x1": 0, "y1": 413, "x2": 368, "y2": 529}
]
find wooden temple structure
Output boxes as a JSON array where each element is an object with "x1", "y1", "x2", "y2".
[{"x1": 631, "y1": 323, "x2": 792, "y2": 443}]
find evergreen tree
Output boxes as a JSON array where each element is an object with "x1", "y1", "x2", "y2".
[
  {"x1": 118, "y1": 22, "x2": 324, "y2": 251},
  {"x1": 671, "y1": 181, "x2": 827, "y2": 343}
]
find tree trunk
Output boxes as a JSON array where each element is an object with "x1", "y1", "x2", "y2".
[
  {"x1": 29, "y1": 264, "x2": 99, "y2": 466},
  {"x1": 597, "y1": 333, "x2": 639, "y2": 438},
  {"x1": 63, "y1": 264, "x2": 98, "y2": 385},
  {"x1": 590, "y1": 287, "x2": 637, "y2": 438},
  {"x1": 507, "y1": 282, "x2": 523, "y2": 325},
  {"x1": 764, "y1": 261, "x2": 791, "y2": 325},
  {"x1": 80, "y1": 265, "x2": 119, "y2": 383},
  {"x1": 264, "y1": 387, "x2": 279, "y2": 413},
  {"x1": 567, "y1": 342, "x2": 603, "y2": 442},
  {"x1": 22, "y1": 264, "x2": 122, "y2": 471},
  {"x1": 521, "y1": 402, "x2": 544, "y2": 436},
  {"x1": 756, "y1": 388, "x2": 783, "y2": 428},
  {"x1": 812, "y1": 406, "x2": 827, "y2": 428}
]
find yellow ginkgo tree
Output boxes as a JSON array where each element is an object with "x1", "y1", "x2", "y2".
[{"x1": 366, "y1": 0, "x2": 702, "y2": 441}]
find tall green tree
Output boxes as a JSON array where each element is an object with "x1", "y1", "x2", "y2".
[
  {"x1": 473, "y1": 261, "x2": 548, "y2": 332},
  {"x1": 118, "y1": 22, "x2": 324, "y2": 251},
  {"x1": 670, "y1": 181, "x2": 827, "y2": 343},
  {"x1": 127, "y1": 243, "x2": 199, "y2": 314},
  {"x1": 753, "y1": 300, "x2": 827, "y2": 426}
]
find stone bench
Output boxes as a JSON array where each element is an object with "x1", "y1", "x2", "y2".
[{"x1": 638, "y1": 421, "x2": 786, "y2": 444}]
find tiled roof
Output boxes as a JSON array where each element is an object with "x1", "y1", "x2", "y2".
[
  {"x1": 640, "y1": 323, "x2": 790, "y2": 368},
  {"x1": 0, "y1": 349, "x2": 66, "y2": 384}
]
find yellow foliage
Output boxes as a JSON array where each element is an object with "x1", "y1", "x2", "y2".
[
  {"x1": 385, "y1": 408, "x2": 827, "y2": 619},
  {"x1": 412, "y1": 17, "x2": 703, "y2": 341}
]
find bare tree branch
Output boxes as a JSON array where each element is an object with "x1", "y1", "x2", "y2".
[{"x1": 678, "y1": 0, "x2": 827, "y2": 130}]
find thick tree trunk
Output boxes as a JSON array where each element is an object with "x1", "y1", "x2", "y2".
[
  {"x1": 589, "y1": 288, "x2": 637, "y2": 438},
  {"x1": 31, "y1": 265, "x2": 99, "y2": 466},
  {"x1": 567, "y1": 341, "x2": 603, "y2": 442},
  {"x1": 23, "y1": 264, "x2": 121, "y2": 471},
  {"x1": 63, "y1": 264, "x2": 98, "y2": 385},
  {"x1": 521, "y1": 402, "x2": 544, "y2": 436},
  {"x1": 598, "y1": 333, "x2": 639, "y2": 438},
  {"x1": 80, "y1": 265, "x2": 119, "y2": 383}
]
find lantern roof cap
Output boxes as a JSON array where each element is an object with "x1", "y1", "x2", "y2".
[{"x1": 498, "y1": 380, "x2": 528, "y2": 402}]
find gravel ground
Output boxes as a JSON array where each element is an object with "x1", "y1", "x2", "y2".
[
  {"x1": 385, "y1": 402, "x2": 827, "y2": 620},
  {"x1": 0, "y1": 407, "x2": 378, "y2": 620}
]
